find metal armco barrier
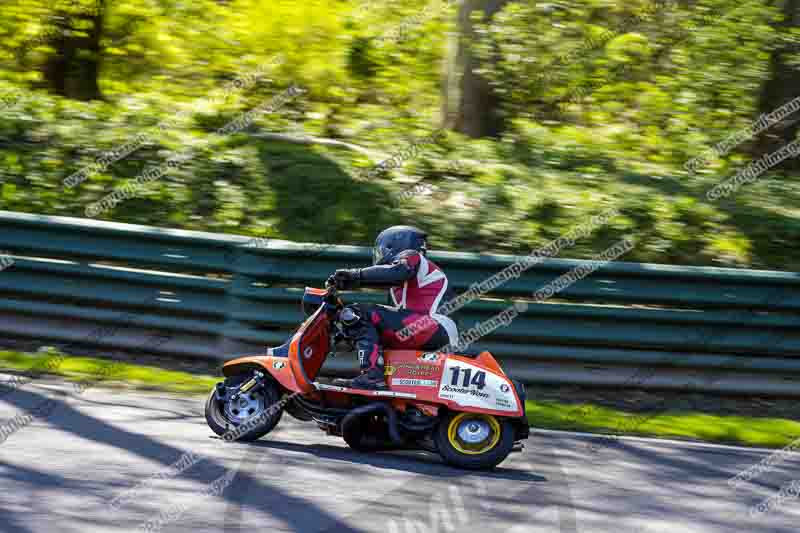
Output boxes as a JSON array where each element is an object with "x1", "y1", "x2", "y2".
[{"x1": 0, "y1": 210, "x2": 799, "y2": 396}]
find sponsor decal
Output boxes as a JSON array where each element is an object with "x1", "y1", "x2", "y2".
[
  {"x1": 437, "y1": 359, "x2": 518, "y2": 412},
  {"x1": 304, "y1": 347, "x2": 313, "y2": 359},
  {"x1": 496, "y1": 397, "x2": 513, "y2": 408},
  {"x1": 391, "y1": 378, "x2": 437, "y2": 387},
  {"x1": 385, "y1": 362, "x2": 437, "y2": 377},
  {"x1": 272, "y1": 361, "x2": 286, "y2": 370},
  {"x1": 441, "y1": 384, "x2": 490, "y2": 399},
  {"x1": 419, "y1": 352, "x2": 439, "y2": 362}
]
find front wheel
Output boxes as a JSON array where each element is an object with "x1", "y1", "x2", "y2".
[
  {"x1": 434, "y1": 411, "x2": 515, "y2": 470},
  {"x1": 205, "y1": 372, "x2": 284, "y2": 442}
]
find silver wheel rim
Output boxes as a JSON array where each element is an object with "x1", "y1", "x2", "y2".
[
  {"x1": 457, "y1": 418, "x2": 491, "y2": 445},
  {"x1": 223, "y1": 390, "x2": 266, "y2": 424}
]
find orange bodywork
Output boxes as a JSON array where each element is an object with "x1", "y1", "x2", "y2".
[
  {"x1": 223, "y1": 353, "x2": 302, "y2": 392},
  {"x1": 222, "y1": 298, "x2": 524, "y2": 418}
]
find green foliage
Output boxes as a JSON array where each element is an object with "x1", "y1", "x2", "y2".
[
  {"x1": 478, "y1": 0, "x2": 781, "y2": 169},
  {"x1": 0, "y1": 0, "x2": 797, "y2": 271}
]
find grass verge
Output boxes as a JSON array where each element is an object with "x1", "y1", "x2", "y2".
[
  {"x1": 0, "y1": 349, "x2": 218, "y2": 395},
  {"x1": 526, "y1": 400, "x2": 800, "y2": 449}
]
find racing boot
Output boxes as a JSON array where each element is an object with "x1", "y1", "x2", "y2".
[
  {"x1": 334, "y1": 343, "x2": 387, "y2": 390},
  {"x1": 348, "y1": 366, "x2": 387, "y2": 390},
  {"x1": 333, "y1": 367, "x2": 387, "y2": 390}
]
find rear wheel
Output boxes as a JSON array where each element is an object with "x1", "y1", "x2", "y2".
[
  {"x1": 434, "y1": 411, "x2": 514, "y2": 470},
  {"x1": 205, "y1": 372, "x2": 283, "y2": 442}
]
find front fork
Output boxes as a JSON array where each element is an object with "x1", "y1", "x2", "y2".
[{"x1": 216, "y1": 370, "x2": 265, "y2": 402}]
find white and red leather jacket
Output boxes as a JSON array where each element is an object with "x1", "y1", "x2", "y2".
[{"x1": 358, "y1": 250, "x2": 459, "y2": 344}]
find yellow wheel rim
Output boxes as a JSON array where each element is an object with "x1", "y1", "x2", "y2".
[{"x1": 447, "y1": 413, "x2": 502, "y2": 455}]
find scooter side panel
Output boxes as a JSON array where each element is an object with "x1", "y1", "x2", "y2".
[{"x1": 384, "y1": 351, "x2": 524, "y2": 418}]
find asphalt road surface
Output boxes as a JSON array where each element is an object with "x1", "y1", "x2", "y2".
[{"x1": 0, "y1": 374, "x2": 797, "y2": 533}]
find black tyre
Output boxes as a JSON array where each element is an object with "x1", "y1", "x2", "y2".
[
  {"x1": 434, "y1": 411, "x2": 515, "y2": 470},
  {"x1": 205, "y1": 373, "x2": 283, "y2": 442},
  {"x1": 284, "y1": 397, "x2": 313, "y2": 422},
  {"x1": 343, "y1": 414, "x2": 400, "y2": 451}
]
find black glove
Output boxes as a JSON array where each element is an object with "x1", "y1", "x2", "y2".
[{"x1": 328, "y1": 269, "x2": 361, "y2": 290}]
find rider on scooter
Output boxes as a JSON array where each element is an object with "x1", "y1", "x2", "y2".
[{"x1": 327, "y1": 226, "x2": 459, "y2": 390}]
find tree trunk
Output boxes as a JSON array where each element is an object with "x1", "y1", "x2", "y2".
[
  {"x1": 442, "y1": 0, "x2": 509, "y2": 138},
  {"x1": 42, "y1": 1, "x2": 105, "y2": 101},
  {"x1": 755, "y1": 0, "x2": 800, "y2": 168}
]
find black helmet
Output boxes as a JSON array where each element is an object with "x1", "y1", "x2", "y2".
[{"x1": 372, "y1": 225, "x2": 427, "y2": 265}]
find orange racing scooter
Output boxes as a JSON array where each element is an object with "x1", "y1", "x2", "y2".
[{"x1": 205, "y1": 285, "x2": 528, "y2": 470}]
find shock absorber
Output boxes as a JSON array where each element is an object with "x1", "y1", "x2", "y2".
[{"x1": 231, "y1": 371, "x2": 265, "y2": 401}]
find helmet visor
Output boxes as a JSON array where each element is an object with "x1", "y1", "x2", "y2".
[{"x1": 373, "y1": 244, "x2": 389, "y2": 265}]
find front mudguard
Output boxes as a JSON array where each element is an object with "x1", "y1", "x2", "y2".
[
  {"x1": 222, "y1": 354, "x2": 304, "y2": 395},
  {"x1": 221, "y1": 355, "x2": 271, "y2": 378}
]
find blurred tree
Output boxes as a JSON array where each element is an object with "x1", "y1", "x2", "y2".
[
  {"x1": 0, "y1": 0, "x2": 110, "y2": 100},
  {"x1": 756, "y1": 0, "x2": 800, "y2": 166},
  {"x1": 443, "y1": 0, "x2": 509, "y2": 138},
  {"x1": 41, "y1": 0, "x2": 106, "y2": 100}
]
